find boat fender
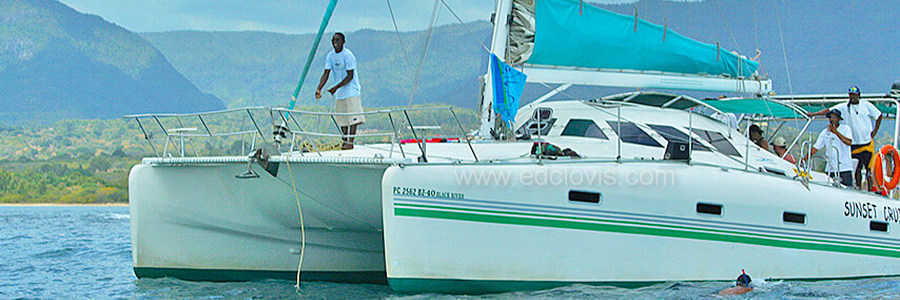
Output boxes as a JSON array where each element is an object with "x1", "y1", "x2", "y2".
[{"x1": 873, "y1": 145, "x2": 900, "y2": 190}]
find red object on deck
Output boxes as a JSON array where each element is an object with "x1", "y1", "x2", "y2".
[{"x1": 400, "y1": 137, "x2": 461, "y2": 144}]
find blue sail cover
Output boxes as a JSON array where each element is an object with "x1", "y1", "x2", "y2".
[
  {"x1": 528, "y1": 0, "x2": 758, "y2": 78},
  {"x1": 491, "y1": 54, "x2": 527, "y2": 126}
]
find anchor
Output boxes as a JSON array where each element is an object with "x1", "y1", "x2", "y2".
[{"x1": 235, "y1": 148, "x2": 279, "y2": 179}]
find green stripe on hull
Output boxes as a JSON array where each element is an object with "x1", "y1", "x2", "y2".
[
  {"x1": 389, "y1": 275, "x2": 900, "y2": 294},
  {"x1": 134, "y1": 267, "x2": 386, "y2": 284},
  {"x1": 396, "y1": 202, "x2": 900, "y2": 251},
  {"x1": 394, "y1": 207, "x2": 900, "y2": 258},
  {"x1": 389, "y1": 278, "x2": 660, "y2": 294}
]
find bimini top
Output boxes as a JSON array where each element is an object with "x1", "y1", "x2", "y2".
[
  {"x1": 598, "y1": 92, "x2": 807, "y2": 119},
  {"x1": 518, "y1": 0, "x2": 759, "y2": 78},
  {"x1": 772, "y1": 93, "x2": 899, "y2": 117}
]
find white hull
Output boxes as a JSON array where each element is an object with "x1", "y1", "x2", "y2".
[
  {"x1": 129, "y1": 159, "x2": 389, "y2": 282},
  {"x1": 382, "y1": 162, "x2": 900, "y2": 293}
]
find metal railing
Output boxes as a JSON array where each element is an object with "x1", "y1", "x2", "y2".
[{"x1": 124, "y1": 106, "x2": 479, "y2": 162}]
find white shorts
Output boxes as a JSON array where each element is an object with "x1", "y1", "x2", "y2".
[{"x1": 335, "y1": 96, "x2": 365, "y2": 127}]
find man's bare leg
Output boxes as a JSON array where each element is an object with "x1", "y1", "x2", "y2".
[
  {"x1": 855, "y1": 164, "x2": 864, "y2": 189},
  {"x1": 340, "y1": 126, "x2": 350, "y2": 149},
  {"x1": 348, "y1": 125, "x2": 357, "y2": 145},
  {"x1": 340, "y1": 125, "x2": 357, "y2": 150}
]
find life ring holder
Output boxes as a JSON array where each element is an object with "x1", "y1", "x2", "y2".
[{"x1": 873, "y1": 145, "x2": 900, "y2": 190}]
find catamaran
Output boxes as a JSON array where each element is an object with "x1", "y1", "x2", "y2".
[{"x1": 127, "y1": 0, "x2": 900, "y2": 294}]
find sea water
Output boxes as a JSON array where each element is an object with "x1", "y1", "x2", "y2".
[{"x1": 2, "y1": 206, "x2": 900, "y2": 299}]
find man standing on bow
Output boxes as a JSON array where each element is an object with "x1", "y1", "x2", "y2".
[
  {"x1": 316, "y1": 32, "x2": 365, "y2": 150},
  {"x1": 803, "y1": 109, "x2": 853, "y2": 186},
  {"x1": 808, "y1": 86, "x2": 883, "y2": 189}
]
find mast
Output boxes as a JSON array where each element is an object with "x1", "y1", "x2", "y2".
[
  {"x1": 478, "y1": 0, "x2": 513, "y2": 138},
  {"x1": 287, "y1": 0, "x2": 339, "y2": 111}
]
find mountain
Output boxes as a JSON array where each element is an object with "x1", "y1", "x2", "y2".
[
  {"x1": 142, "y1": 0, "x2": 899, "y2": 110},
  {"x1": 600, "y1": 0, "x2": 899, "y2": 96},
  {"x1": 0, "y1": 0, "x2": 223, "y2": 123},
  {"x1": 141, "y1": 22, "x2": 491, "y2": 109}
]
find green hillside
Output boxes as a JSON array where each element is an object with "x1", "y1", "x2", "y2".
[
  {"x1": 0, "y1": 0, "x2": 224, "y2": 123},
  {"x1": 141, "y1": 21, "x2": 491, "y2": 109}
]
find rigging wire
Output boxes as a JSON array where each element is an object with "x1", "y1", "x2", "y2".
[
  {"x1": 712, "y1": 0, "x2": 741, "y2": 52},
  {"x1": 439, "y1": 0, "x2": 490, "y2": 52},
  {"x1": 773, "y1": 0, "x2": 794, "y2": 97},
  {"x1": 405, "y1": 0, "x2": 441, "y2": 107},
  {"x1": 386, "y1": 0, "x2": 413, "y2": 67}
]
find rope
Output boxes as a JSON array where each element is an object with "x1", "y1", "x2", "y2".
[{"x1": 286, "y1": 158, "x2": 306, "y2": 292}]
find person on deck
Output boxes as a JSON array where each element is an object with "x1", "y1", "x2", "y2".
[
  {"x1": 773, "y1": 136, "x2": 797, "y2": 164},
  {"x1": 802, "y1": 109, "x2": 853, "y2": 186},
  {"x1": 316, "y1": 32, "x2": 365, "y2": 150},
  {"x1": 748, "y1": 124, "x2": 769, "y2": 151},
  {"x1": 807, "y1": 86, "x2": 883, "y2": 189}
]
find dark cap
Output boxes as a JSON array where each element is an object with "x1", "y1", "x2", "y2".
[
  {"x1": 848, "y1": 86, "x2": 861, "y2": 94},
  {"x1": 826, "y1": 109, "x2": 843, "y2": 120}
]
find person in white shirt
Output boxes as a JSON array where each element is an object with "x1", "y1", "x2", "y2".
[
  {"x1": 316, "y1": 32, "x2": 364, "y2": 150},
  {"x1": 807, "y1": 86, "x2": 883, "y2": 189},
  {"x1": 802, "y1": 109, "x2": 854, "y2": 186}
]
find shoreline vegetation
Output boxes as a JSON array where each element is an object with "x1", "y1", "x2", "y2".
[
  {"x1": 0, "y1": 203, "x2": 128, "y2": 206},
  {"x1": 0, "y1": 106, "x2": 478, "y2": 204}
]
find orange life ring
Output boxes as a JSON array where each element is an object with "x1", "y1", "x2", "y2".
[{"x1": 873, "y1": 145, "x2": 900, "y2": 190}]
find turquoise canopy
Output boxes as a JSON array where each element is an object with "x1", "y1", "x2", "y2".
[
  {"x1": 528, "y1": 0, "x2": 758, "y2": 78},
  {"x1": 699, "y1": 98, "x2": 803, "y2": 119}
]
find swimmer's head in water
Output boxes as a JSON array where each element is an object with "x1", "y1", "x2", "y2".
[{"x1": 736, "y1": 270, "x2": 752, "y2": 287}]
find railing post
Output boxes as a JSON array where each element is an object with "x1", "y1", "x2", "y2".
[
  {"x1": 388, "y1": 112, "x2": 406, "y2": 159},
  {"x1": 744, "y1": 121, "x2": 751, "y2": 171},
  {"x1": 404, "y1": 110, "x2": 427, "y2": 162},
  {"x1": 450, "y1": 108, "x2": 478, "y2": 162},
  {"x1": 688, "y1": 107, "x2": 693, "y2": 165},
  {"x1": 134, "y1": 118, "x2": 159, "y2": 157},
  {"x1": 617, "y1": 104, "x2": 622, "y2": 162},
  {"x1": 246, "y1": 109, "x2": 265, "y2": 143}
]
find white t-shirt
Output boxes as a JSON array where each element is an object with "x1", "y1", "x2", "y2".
[
  {"x1": 813, "y1": 124, "x2": 853, "y2": 172},
  {"x1": 830, "y1": 100, "x2": 881, "y2": 145},
  {"x1": 325, "y1": 48, "x2": 361, "y2": 99}
]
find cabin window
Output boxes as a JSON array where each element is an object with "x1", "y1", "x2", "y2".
[
  {"x1": 783, "y1": 212, "x2": 806, "y2": 224},
  {"x1": 696, "y1": 202, "x2": 723, "y2": 215},
  {"x1": 689, "y1": 128, "x2": 741, "y2": 157},
  {"x1": 516, "y1": 119, "x2": 556, "y2": 137},
  {"x1": 647, "y1": 124, "x2": 710, "y2": 151},
  {"x1": 606, "y1": 121, "x2": 663, "y2": 148},
  {"x1": 871, "y1": 221, "x2": 889, "y2": 232},
  {"x1": 561, "y1": 119, "x2": 608, "y2": 140},
  {"x1": 569, "y1": 190, "x2": 601, "y2": 204}
]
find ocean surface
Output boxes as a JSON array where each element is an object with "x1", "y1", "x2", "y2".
[{"x1": 3, "y1": 205, "x2": 900, "y2": 299}]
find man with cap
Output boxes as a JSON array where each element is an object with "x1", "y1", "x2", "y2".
[
  {"x1": 773, "y1": 136, "x2": 797, "y2": 164},
  {"x1": 803, "y1": 109, "x2": 853, "y2": 186},
  {"x1": 808, "y1": 86, "x2": 883, "y2": 189}
]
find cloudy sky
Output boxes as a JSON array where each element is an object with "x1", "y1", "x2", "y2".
[{"x1": 58, "y1": 0, "x2": 647, "y2": 34}]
